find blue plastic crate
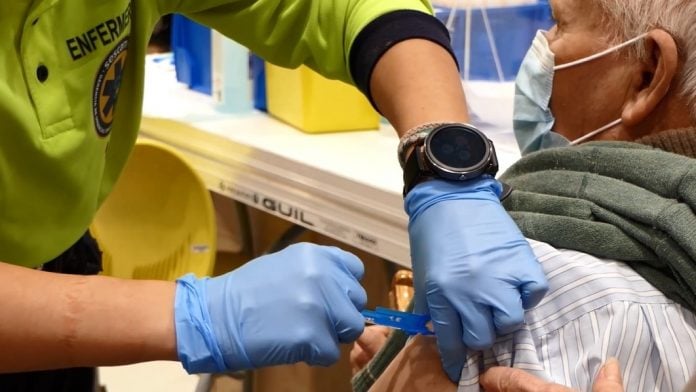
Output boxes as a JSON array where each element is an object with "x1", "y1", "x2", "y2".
[
  {"x1": 171, "y1": 14, "x2": 212, "y2": 95},
  {"x1": 171, "y1": 15, "x2": 267, "y2": 110},
  {"x1": 435, "y1": 1, "x2": 553, "y2": 81},
  {"x1": 251, "y1": 54, "x2": 267, "y2": 112}
]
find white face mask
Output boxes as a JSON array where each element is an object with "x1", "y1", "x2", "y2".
[{"x1": 513, "y1": 30, "x2": 648, "y2": 155}]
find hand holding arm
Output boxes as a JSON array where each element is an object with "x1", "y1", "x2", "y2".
[
  {"x1": 480, "y1": 359, "x2": 625, "y2": 392},
  {"x1": 370, "y1": 39, "x2": 549, "y2": 382}
]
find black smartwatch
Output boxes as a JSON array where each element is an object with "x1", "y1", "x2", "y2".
[{"x1": 402, "y1": 123, "x2": 499, "y2": 196}]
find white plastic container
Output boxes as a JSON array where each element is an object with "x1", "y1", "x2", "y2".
[{"x1": 211, "y1": 32, "x2": 253, "y2": 114}]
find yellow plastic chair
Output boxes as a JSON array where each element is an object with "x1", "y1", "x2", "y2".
[{"x1": 92, "y1": 139, "x2": 216, "y2": 281}]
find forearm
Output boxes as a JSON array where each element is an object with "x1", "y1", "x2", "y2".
[
  {"x1": 0, "y1": 261, "x2": 177, "y2": 372},
  {"x1": 371, "y1": 39, "x2": 470, "y2": 136}
]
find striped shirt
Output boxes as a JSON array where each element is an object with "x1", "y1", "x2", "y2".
[{"x1": 459, "y1": 239, "x2": 696, "y2": 392}]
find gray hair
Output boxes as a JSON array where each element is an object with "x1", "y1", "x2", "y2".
[{"x1": 595, "y1": 0, "x2": 696, "y2": 118}]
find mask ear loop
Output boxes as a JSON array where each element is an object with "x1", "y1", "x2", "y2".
[
  {"x1": 554, "y1": 33, "x2": 649, "y2": 71},
  {"x1": 560, "y1": 33, "x2": 647, "y2": 145},
  {"x1": 569, "y1": 118, "x2": 622, "y2": 145}
]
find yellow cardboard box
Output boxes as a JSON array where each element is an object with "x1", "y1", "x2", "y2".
[{"x1": 265, "y1": 63, "x2": 380, "y2": 133}]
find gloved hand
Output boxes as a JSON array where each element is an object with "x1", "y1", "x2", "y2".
[
  {"x1": 174, "y1": 242, "x2": 367, "y2": 373},
  {"x1": 406, "y1": 178, "x2": 548, "y2": 382}
]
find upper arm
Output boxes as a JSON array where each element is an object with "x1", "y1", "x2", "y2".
[
  {"x1": 370, "y1": 335, "x2": 457, "y2": 392},
  {"x1": 157, "y1": 0, "x2": 432, "y2": 83}
]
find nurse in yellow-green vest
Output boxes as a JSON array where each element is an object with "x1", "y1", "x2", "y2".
[{"x1": 0, "y1": 1, "x2": 548, "y2": 390}]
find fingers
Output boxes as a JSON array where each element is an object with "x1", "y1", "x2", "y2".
[
  {"x1": 593, "y1": 358, "x2": 624, "y2": 392},
  {"x1": 491, "y1": 269, "x2": 547, "y2": 335},
  {"x1": 350, "y1": 326, "x2": 390, "y2": 374},
  {"x1": 313, "y1": 245, "x2": 368, "y2": 343},
  {"x1": 519, "y1": 274, "x2": 549, "y2": 309},
  {"x1": 332, "y1": 297, "x2": 365, "y2": 344},
  {"x1": 356, "y1": 326, "x2": 390, "y2": 357},
  {"x1": 330, "y1": 262, "x2": 368, "y2": 343},
  {"x1": 459, "y1": 302, "x2": 496, "y2": 351},
  {"x1": 413, "y1": 291, "x2": 430, "y2": 315},
  {"x1": 480, "y1": 367, "x2": 572, "y2": 392},
  {"x1": 326, "y1": 254, "x2": 367, "y2": 343},
  {"x1": 325, "y1": 246, "x2": 365, "y2": 281},
  {"x1": 491, "y1": 289, "x2": 525, "y2": 336},
  {"x1": 306, "y1": 328, "x2": 342, "y2": 367},
  {"x1": 480, "y1": 360, "x2": 623, "y2": 392},
  {"x1": 346, "y1": 285, "x2": 368, "y2": 311},
  {"x1": 500, "y1": 235, "x2": 547, "y2": 310},
  {"x1": 427, "y1": 300, "x2": 468, "y2": 382},
  {"x1": 350, "y1": 345, "x2": 372, "y2": 374}
]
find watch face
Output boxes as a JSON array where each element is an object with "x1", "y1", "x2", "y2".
[{"x1": 428, "y1": 125, "x2": 488, "y2": 170}]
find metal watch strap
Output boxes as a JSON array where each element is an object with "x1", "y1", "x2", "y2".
[{"x1": 397, "y1": 122, "x2": 457, "y2": 168}]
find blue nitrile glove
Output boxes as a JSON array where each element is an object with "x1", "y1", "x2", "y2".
[
  {"x1": 406, "y1": 178, "x2": 548, "y2": 382},
  {"x1": 174, "y1": 243, "x2": 367, "y2": 373}
]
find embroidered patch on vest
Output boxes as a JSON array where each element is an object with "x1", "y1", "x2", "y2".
[{"x1": 92, "y1": 37, "x2": 128, "y2": 137}]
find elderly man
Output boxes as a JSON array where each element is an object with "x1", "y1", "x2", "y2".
[{"x1": 352, "y1": 0, "x2": 696, "y2": 390}]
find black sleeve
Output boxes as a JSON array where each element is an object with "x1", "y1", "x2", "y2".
[{"x1": 349, "y1": 10, "x2": 458, "y2": 111}]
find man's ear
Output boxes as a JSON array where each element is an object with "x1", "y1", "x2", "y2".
[{"x1": 621, "y1": 29, "x2": 679, "y2": 127}]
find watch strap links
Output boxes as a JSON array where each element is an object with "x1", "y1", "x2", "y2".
[{"x1": 397, "y1": 122, "x2": 458, "y2": 168}]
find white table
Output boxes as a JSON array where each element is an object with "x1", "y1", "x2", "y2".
[{"x1": 141, "y1": 56, "x2": 520, "y2": 268}]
